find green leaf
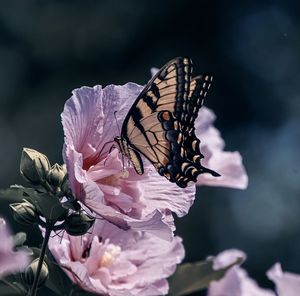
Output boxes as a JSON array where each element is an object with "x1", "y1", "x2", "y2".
[
  {"x1": 20, "y1": 189, "x2": 68, "y2": 223},
  {"x1": 44, "y1": 253, "x2": 73, "y2": 296},
  {"x1": 0, "y1": 274, "x2": 27, "y2": 295},
  {"x1": 1, "y1": 186, "x2": 68, "y2": 224},
  {"x1": 168, "y1": 257, "x2": 243, "y2": 296},
  {"x1": 0, "y1": 187, "x2": 26, "y2": 202},
  {"x1": 13, "y1": 232, "x2": 27, "y2": 247},
  {"x1": 0, "y1": 186, "x2": 45, "y2": 203},
  {"x1": 25, "y1": 248, "x2": 71, "y2": 295},
  {"x1": 33, "y1": 193, "x2": 68, "y2": 222},
  {"x1": 70, "y1": 287, "x2": 98, "y2": 296}
]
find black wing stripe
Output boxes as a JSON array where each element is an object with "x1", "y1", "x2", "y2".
[
  {"x1": 188, "y1": 75, "x2": 213, "y2": 126},
  {"x1": 152, "y1": 145, "x2": 170, "y2": 158},
  {"x1": 154, "y1": 73, "x2": 190, "y2": 85},
  {"x1": 128, "y1": 109, "x2": 163, "y2": 164},
  {"x1": 119, "y1": 57, "x2": 218, "y2": 188}
]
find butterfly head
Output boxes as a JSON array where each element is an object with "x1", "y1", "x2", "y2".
[
  {"x1": 114, "y1": 136, "x2": 130, "y2": 162},
  {"x1": 114, "y1": 136, "x2": 145, "y2": 175}
]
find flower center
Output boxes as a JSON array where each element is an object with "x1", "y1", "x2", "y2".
[
  {"x1": 99, "y1": 244, "x2": 121, "y2": 268},
  {"x1": 100, "y1": 170, "x2": 129, "y2": 187}
]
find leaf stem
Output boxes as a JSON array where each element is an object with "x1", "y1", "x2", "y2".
[{"x1": 29, "y1": 227, "x2": 51, "y2": 296}]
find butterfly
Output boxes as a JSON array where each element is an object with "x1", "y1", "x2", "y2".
[{"x1": 114, "y1": 57, "x2": 220, "y2": 188}]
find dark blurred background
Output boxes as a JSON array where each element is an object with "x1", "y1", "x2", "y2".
[{"x1": 0, "y1": 0, "x2": 300, "y2": 294}]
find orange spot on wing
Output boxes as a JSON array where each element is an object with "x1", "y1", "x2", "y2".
[{"x1": 162, "y1": 111, "x2": 170, "y2": 121}]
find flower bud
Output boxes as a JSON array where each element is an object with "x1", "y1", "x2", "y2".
[
  {"x1": 20, "y1": 148, "x2": 51, "y2": 185},
  {"x1": 46, "y1": 164, "x2": 67, "y2": 189},
  {"x1": 10, "y1": 200, "x2": 39, "y2": 226},
  {"x1": 65, "y1": 213, "x2": 95, "y2": 236},
  {"x1": 23, "y1": 258, "x2": 49, "y2": 287}
]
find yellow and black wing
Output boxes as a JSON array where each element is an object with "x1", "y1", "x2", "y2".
[{"x1": 120, "y1": 57, "x2": 219, "y2": 188}]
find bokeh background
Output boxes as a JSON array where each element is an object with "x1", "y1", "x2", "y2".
[{"x1": 0, "y1": 0, "x2": 300, "y2": 295}]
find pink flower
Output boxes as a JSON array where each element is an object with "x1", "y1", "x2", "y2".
[
  {"x1": 196, "y1": 107, "x2": 248, "y2": 189},
  {"x1": 211, "y1": 248, "x2": 246, "y2": 270},
  {"x1": 208, "y1": 249, "x2": 274, "y2": 296},
  {"x1": 150, "y1": 66, "x2": 248, "y2": 190},
  {"x1": 267, "y1": 263, "x2": 300, "y2": 296},
  {"x1": 61, "y1": 83, "x2": 247, "y2": 238},
  {"x1": 208, "y1": 249, "x2": 300, "y2": 296},
  {"x1": 0, "y1": 218, "x2": 29, "y2": 277},
  {"x1": 48, "y1": 219, "x2": 184, "y2": 296}
]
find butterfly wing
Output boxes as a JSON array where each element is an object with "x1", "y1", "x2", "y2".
[
  {"x1": 120, "y1": 57, "x2": 219, "y2": 188},
  {"x1": 179, "y1": 75, "x2": 213, "y2": 162},
  {"x1": 127, "y1": 145, "x2": 144, "y2": 175}
]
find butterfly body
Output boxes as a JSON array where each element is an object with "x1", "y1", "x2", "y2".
[
  {"x1": 114, "y1": 136, "x2": 144, "y2": 175},
  {"x1": 115, "y1": 57, "x2": 219, "y2": 188}
]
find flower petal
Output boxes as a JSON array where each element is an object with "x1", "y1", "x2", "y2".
[
  {"x1": 140, "y1": 164, "x2": 196, "y2": 217},
  {"x1": 126, "y1": 210, "x2": 173, "y2": 241},
  {"x1": 208, "y1": 265, "x2": 275, "y2": 296},
  {"x1": 62, "y1": 86, "x2": 104, "y2": 156},
  {"x1": 195, "y1": 107, "x2": 248, "y2": 189},
  {"x1": 48, "y1": 219, "x2": 184, "y2": 296},
  {"x1": 62, "y1": 83, "x2": 143, "y2": 162},
  {"x1": 82, "y1": 180, "x2": 172, "y2": 240},
  {"x1": 208, "y1": 249, "x2": 274, "y2": 296},
  {"x1": 0, "y1": 218, "x2": 29, "y2": 277},
  {"x1": 267, "y1": 263, "x2": 300, "y2": 296},
  {"x1": 212, "y1": 249, "x2": 246, "y2": 270}
]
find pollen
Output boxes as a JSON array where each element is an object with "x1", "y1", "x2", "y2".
[{"x1": 99, "y1": 244, "x2": 121, "y2": 268}]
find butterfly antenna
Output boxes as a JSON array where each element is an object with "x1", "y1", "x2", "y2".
[
  {"x1": 95, "y1": 111, "x2": 121, "y2": 160},
  {"x1": 114, "y1": 111, "x2": 121, "y2": 135}
]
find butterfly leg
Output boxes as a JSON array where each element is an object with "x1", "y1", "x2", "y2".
[{"x1": 103, "y1": 144, "x2": 116, "y2": 167}]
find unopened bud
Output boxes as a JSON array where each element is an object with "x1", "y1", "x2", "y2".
[
  {"x1": 23, "y1": 258, "x2": 49, "y2": 287},
  {"x1": 10, "y1": 200, "x2": 39, "y2": 226},
  {"x1": 47, "y1": 164, "x2": 67, "y2": 189},
  {"x1": 65, "y1": 213, "x2": 95, "y2": 236},
  {"x1": 20, "y1": 148, "x2": 50, "y2": 185}
]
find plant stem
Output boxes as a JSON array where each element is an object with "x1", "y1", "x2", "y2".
[{"x1": 29, "y1": 228, "x2": 51, "y2": 296}]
